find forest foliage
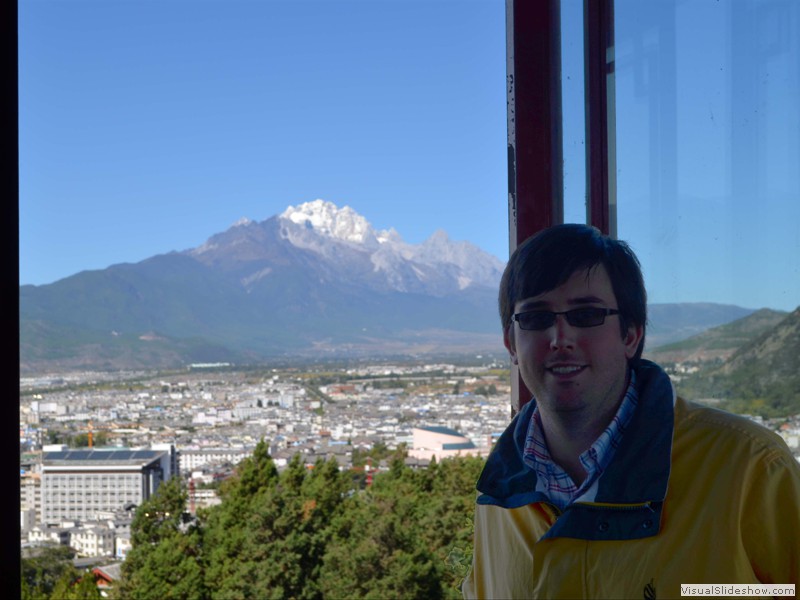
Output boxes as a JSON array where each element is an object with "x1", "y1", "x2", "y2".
[
  {"x1": 112, "y1": 442, "x2": 483, "y2": 599},
  {"x1": 21, "y1": 545, "x2": 102, "y2": 600}
]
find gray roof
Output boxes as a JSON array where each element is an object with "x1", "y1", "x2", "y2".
[
  {"x1": 93, "y1": 562, "x2": 123, "y2": 581},
  {"x1": 442, "y1": 442, "x2": 477, "y2": 451},
  {"x1": 415, "y1": 425, "x2": 465, "y2": 437},
  {"x1": 43, "y1": 449, "x2": 164, "y2": 466}
]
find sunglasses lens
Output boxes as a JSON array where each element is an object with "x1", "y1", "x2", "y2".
[
  {"x1": 567, "y1": 309, "x2": 603, "y2": 327},
  {"x1": 518, "y1": 313, "x2": 554, "y2": 330},
  {"x1": 516, "y1": 308, "x2": 611, "y2": 330}
]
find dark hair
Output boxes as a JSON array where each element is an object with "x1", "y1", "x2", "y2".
[{"x1": 499, "y1": 224, "x2": 647, "y2": 362}]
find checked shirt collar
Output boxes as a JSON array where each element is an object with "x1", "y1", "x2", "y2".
[{"x1": 522, "y1": 370, "x2": 639, "y2": 511}]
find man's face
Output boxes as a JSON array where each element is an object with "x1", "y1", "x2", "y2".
[{"x1": 504, "y1": 264, "x2": 643, "y2": 420}]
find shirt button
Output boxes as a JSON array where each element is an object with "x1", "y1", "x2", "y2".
[
  {"x1": 642, "y1": 519, "x2": 653, "y2": 529},
  {"x1": 597, "y1": 521, "x2": 609, "y2": 532}
]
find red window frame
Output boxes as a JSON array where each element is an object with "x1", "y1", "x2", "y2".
[{"x1": 507, "y1": 0, "x2": 615, "y2": 411}]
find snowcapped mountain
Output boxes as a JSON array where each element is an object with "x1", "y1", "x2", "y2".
[
  {"x1": 189, "y1": 199, "x2": 504, "y2": 296},
  {"x1": 19, "y1": 199, "x2": 773, "y2": 373},
  {"x1": 280, "y1": 199, "x2": 387, "y2": 246},
  {"x1": 21, "y1": 199, "x2": 507, "y2": 371}
]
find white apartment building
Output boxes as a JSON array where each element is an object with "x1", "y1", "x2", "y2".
[
  {"x1": 41, "y1": 447, "x2": 177, "y2": 524},
  {"x1": 27, "y1": 525, "x2": 71, "y2": 547},
  {"x1": 179, "y1": 447, "x2": 253, "y2": 472},
  {"x1": 20, "y1": 472, "x2": 42, "y2": 529},
  {"x1": 188, "y1": 487, "x2": 222, "y2": 513},
  {"x1": 71, "y1": 526, "x2": 116, "y2": 557}
]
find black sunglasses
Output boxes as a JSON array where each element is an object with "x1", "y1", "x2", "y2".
[{"x1": 513, "y1": 307, "x2": 620, "y2": 331}]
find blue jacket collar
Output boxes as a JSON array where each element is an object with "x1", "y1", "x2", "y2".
[{"x1": 475, "y1": 360, "x2": 675, "y2": 540}]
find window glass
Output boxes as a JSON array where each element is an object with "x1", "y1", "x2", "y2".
[
  {"x1": 561, "y1": 0, "x2": 587, "y2": 224},
  {"x1": 615, "y1": 0, "x2": 800, "y2": 313}
]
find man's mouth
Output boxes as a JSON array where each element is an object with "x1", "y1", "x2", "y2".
[{"x1": 547, "y1": 365, "x2": 586, "y2": 376}]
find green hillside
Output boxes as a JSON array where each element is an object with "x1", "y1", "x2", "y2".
[
  {"x1": 20, "y1": 319, "x2": 250, "y2": 374},
  {"x1": 677, "y1": 307, "x2": 800, "y2": 418},
  {"x1": 646, "y1": 308, "x2": 787, "y2": 364}
]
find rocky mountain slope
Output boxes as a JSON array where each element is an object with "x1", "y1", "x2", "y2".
[
  {"x1": 646, "y1": 308, "x2": 788, "y2": 363},
  {"x1": 21, "y1": 200, "x2": 505, "y2": 372},
  {"x1": 21, "y1": 199, "x2": 784, "y2": 374},
  {"x1": 675, "y1": 307, "x2": 800, "y2": 417}
]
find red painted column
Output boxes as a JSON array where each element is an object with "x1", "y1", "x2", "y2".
[
  {"x1": 584, "y1": 0, "x2": 616, "y2": 237},
  {"x1": 506, "y1": 0, "x2": 564, "y2": 412}
]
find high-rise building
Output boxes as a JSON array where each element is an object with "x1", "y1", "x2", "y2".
[{"x1": 41, "y1": 447, "x2": 178, "y2": 524}]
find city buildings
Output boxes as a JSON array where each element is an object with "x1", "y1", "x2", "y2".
[
  {"x1": 20, "y1": 362, "x2": 799, "y2": 563},
  {"x1": 408, "y1": 425, "x2": 488, "y2": 461},
  {"x1": 40, "y1": 445, "x2": 178, "y2": 524}
]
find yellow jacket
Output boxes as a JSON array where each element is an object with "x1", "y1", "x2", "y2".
[{"x1": 463, "y1": 361, "x2": 800, "y2": 599}]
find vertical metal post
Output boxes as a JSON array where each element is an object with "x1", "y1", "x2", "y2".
[
  {"x1": 5, "y1": 0, "x2": 21, "y2": 593},
  {"x1": 584, "y1": 0, "x2": 616, "y2": 237},
  {"x1": 506, "y1": 0, "x2": 564, "y2": 412}
]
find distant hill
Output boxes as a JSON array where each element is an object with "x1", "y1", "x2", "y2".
[
  {"x1": 646, "y1": 308, "x2": 788, "y2": 364},
  {"x1": 20, "y1": 320, "x2": 253, "y2": 373},
  {"x1": 19, "y1": 199, "x2": 780, "y2": 374},
  {"x1": 646, "y1": 303, "x2": 759, "y2": 349},
  {"x1": 677, "y1": 307, "x2": 800, "y2": 417},
  {"x1": 20, "y1": 200, "x2": 506, "y2": 374}
]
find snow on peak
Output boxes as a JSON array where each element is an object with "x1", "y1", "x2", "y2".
[
  {"x1": 280, "y1": 199, "x2": 378, "y2": 244},
  {"x1": 376, "y1": 227, "x2": 403, "y2": 245},
  {"x1": 232, "y1": 217, "x2": 254, "y2": 228}
]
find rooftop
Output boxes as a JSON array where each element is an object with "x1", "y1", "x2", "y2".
[{"x1": 43, "y1": 449, "x2": 165, "y2": 466}]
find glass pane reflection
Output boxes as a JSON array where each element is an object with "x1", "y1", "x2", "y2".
[{"x1": 614, "y1": 0, "x2": 800, "y2": 314}]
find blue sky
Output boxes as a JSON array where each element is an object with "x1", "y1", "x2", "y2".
[
  {"x1": 20, "y1": 0, "x2": 507, "y2": 284},
  {"x1": 19, "y1": 0, "x2": 800, "y2": 312}
]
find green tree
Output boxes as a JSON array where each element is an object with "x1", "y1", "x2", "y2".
[
  {"x1": 321, "y1": 497, "x2": 443, "y2": 599},
  {"x1": 117, "y1": 478, "x2": 205, "y2": 599},
  {"x1": 207, "y1": 455, "x2": 349, "y2": 599},
  {"x1": 351, "y1": 440, "x2": 395, "y2": 468},
  {"x1": 228, "y1": 438, "x2": 279, "y2": 500},
  {"x1": 323, "y1": 454, "x2": 482, "y2": 599},
  {"x1": 202, "y1": 439, "x2": 281, "y2": 597},
  {"x1": 21, "y1": 576, "x2": 32, "y2": 600},
  {"x1": 50, "y1": 569, "x2": 102, "y2": 600},
  {"x1": 69, "y1": 431, "x2": 109, "y2": 448},
  {"x1": 320, "y1": 461, "x2": 445, "y2": 599},
  {"x1": 46, "y1": 430, "x2": 64, "y2": 445},
  {"x1": 416, "y1": 457, "x2": 484, "y2": 596},
  {"x1": 112, "y1": 441, "x2": 482, "y2": 599},
  {"x1": 21, "y1": 545, "x2": 76, "y2": 599}
]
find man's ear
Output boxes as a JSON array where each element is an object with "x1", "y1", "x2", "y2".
[
  {"x1": 623, "y1": 323, "x2": 644, "y2": 360},
  {"x1": 503, "y1": 325, "x2": 518, "y2": 365}
]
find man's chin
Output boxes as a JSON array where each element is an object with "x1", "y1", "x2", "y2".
[
  {"x1": 536, "y1": 393, "x2": 588, "y2": 414},
  {"x1": 553, "y1": 400, "x2": 589, "y2": 414}
]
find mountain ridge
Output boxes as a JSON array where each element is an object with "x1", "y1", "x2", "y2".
[
  {"x1": 676, "y1": 307, "x2": 800, "y2": 417},
  {"x1": 20, "y1": 200, "x2": 787, "y2": 374},
  {"x1": 646, "y1": 307, "x2": 788, "y2": 362},
  {"x1": 21, "y1": 200, "x2": 506, "y2": 372}
]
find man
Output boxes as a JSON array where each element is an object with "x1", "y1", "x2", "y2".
[{"x1": 462, "y1": 224, "x2": 799, "y2": 599}]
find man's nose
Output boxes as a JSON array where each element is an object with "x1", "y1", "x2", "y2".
[{"x1": 549, "y1": 313, "x2": 576, "y2": 349}]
